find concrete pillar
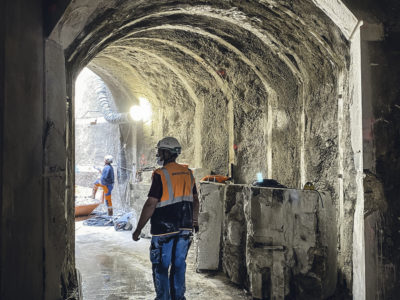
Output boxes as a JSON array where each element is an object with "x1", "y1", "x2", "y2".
[
  {"x1": 244, "y1": 186, "x2": 336, "y2": 299},
  {"x1": 130, "y1": 183, "x2": 152, "y2": 237},
  {"x1": 349, "y1": 22, "x2": 366, "y2": 300},
  {"x1": 44, "y1": 38, "x2": 78, "y2": 298},
  {"x1": 312, "y1": 2, "x2": 365, "y2": 297},
  {"x1": 222, "y1": 184, "x2": 247, "y2": 285},
  {"x1": 196, "y1": 182, "x2": 225, "y2": 270},
  {"x1": 1, "y1": 0, "x2": 45, "y2": 297}
]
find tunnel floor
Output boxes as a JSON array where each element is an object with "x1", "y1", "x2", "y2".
[{"x1": 75, "y1": 221, "x2": 250, "y2": 299}]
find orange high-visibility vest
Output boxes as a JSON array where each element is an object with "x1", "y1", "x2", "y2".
[{"x1": 153, "y1": 162, "x2": 194, "y2": 208}]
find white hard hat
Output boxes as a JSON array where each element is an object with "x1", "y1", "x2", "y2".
[
  {"x1": 157, "y1": 137, "x2": 181, "y2": 154},
  {"x1": 104, "y1": 155, "x2": 113, "y2": 163}
]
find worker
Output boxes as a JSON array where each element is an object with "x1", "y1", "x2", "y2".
[
  {"x1": 92, "y1": 155, "x2": 115, "y2": 216},
  {"x1": 132, "y1": 136, "x2": 200, "y2": 300}
]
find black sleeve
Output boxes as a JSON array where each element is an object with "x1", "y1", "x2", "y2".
[
  {"x1": 190, "y1": 170, "x2": 197, "y2": 195},
  {"x1": 148, "y1": 173, "x2": 163, "y2": 199},
  {"x1": 193, "y1": 183, "x2": 198, "y2": 195}
]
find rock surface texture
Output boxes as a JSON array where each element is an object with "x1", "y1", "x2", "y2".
[
  {"x1": 48, "y1": 0, "x2": 370, "y2": 297},
  {"x1": 198, "y1": 183, "x2": 336, "y2": 299}
]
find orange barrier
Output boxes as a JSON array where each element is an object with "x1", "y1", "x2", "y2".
[
  {"x1": 200, "y1": 175, "x2": 230, "y2": 183},
  {"x1": 75, "y1": 202, "x2": 100, "y2": 217}
]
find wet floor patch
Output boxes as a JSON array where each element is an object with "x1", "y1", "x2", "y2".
[{"x1": 75, "y1": 222, "x2": 250, "y2": 299}]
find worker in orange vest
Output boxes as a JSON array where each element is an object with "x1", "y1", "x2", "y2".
[{"x1": 132, "y1": 137, "x2": 199, "y2": 300}]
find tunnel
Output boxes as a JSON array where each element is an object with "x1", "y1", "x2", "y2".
[
  {"x1": 63, "y1": 0, "x2": 362, "y2": 298},
  {"x1": 2, "y1": 0, "x2": 400, "y2": 299}
]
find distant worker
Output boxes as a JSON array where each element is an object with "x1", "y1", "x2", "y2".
[
  {"x1": 92, "y1": 155, "x2": 115, "y2": 216},
  {"x1": 132, "y1": 137, "x2": 200, "y2": 300}
]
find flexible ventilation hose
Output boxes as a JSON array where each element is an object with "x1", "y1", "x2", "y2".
[{"x1": 93, "y1": 77, "x2": 130, "y2": 124}]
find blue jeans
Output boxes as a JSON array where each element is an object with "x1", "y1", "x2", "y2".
[{"x1": 150, "y1": 231, "x2": 192, "y2": 300}]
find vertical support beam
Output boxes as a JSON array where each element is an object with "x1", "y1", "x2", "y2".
[
  {"x1": 43, "y1": 39, "x2": 70, "y2": 299},
  {"x1": 349, "y1": 22, "x2": 366, "y2": 300},
  {"x1": 64, "y1": 64, "x2": 79, "y2": 298},
  {"x1": 337, "y1": 74, "x2": 346, "y2": 283},
  {"x1": 313, "y1": 2, "x2": 365, "y2": 297}
]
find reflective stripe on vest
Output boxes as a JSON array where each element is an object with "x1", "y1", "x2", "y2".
[{"x1": 156, "y1": 165, "x2": 194, "y2": 208}]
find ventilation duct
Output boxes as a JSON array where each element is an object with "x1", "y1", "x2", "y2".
[{"x1": 93, "y1": 77, "x2": 130, "y2": 124}]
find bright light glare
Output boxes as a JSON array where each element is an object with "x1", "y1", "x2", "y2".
[
  {"x1": 129, "y1": 97, "x2": 152, "y2": 122},
  {"x1": 129, "y1": 105, "x2": 142, "y2": 121},
  {"x1": 139, "y1": 97, "x2": 152, "y2": 121}
]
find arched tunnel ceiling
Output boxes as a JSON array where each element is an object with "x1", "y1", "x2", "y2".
[
  {"x1": 61, "y1": 1, "x2": 350, "y2": 109},
  {"x1": 59, "y1": 0, "x2": 356, "y2": 182}
]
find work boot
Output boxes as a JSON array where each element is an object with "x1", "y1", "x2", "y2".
[{"x1": 108, "y1": 207, "x2": 113, "y2": 216}]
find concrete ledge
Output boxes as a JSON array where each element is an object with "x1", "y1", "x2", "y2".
[
  {"x1": 130, "y1": 183, "x2": 152, "y2": 237},
  {"x1": 196, "y1": 183, "x2": 336, "y2": 298},
  {"x1": 196, "y1": 182, "x2": 225, "y2": 270}
]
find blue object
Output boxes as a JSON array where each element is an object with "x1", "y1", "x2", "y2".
[
  {"x1": 150, "y1": 231, "x2": 192, "y2": 300},
  {"x1": 101, "y1": 164, "x2": 114, "y2": 185},
  {"x1": 114, "y1": 212, "x2": 134, "y2": 231},
  {"x1": 83, "y1": 212, "x2": 114, "y2": 226},
  {"x1": 256, "y1": 172, "x2": 263, "y2": 182}
]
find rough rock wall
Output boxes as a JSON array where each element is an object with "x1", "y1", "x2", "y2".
[
  {"x1": 59, "y1": 0, "x2": 359, "y2": 294},
  {"x1": 244, "y1": 187, "x2": 336, "y2": 299},
  {"x1": 65, "y1": 0, "x2": 350, "y2": 181},
  {"x1": 222, "y1": 184, "x2": 247, "y2": 286},
  {"x1": 198, "y1": 182, "x2": 336, "y2": 299}
]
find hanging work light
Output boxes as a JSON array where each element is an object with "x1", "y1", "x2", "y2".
[{"x1": 129, "y1": 97, "x2": 152, "y2": 122}]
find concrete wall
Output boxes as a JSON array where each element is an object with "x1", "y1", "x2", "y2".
[
  {"x1": 129, "y1": 183, "x2": 152, "y2": 237},
  {"x1": 343, "y1": 1, "x2": 400, "y2": 298},
  {"x1": 1, "y1": 0, "x2": 76, "y2": 298},
  {"x1": 196, "y1": 182, "x2": 225, "y2": 270},
  {"x1": 44, "y1": 38, "x2": 77, "y2": 299},
  {"x1": 1, "y1": 1, "x2": 45, "y2": 298},
  {"x1": 222, "y1": 185, "x2": 247, "y2": 286},
  {"x1": 197, "y1": 182, "x2": 336, "y2": 299}
]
